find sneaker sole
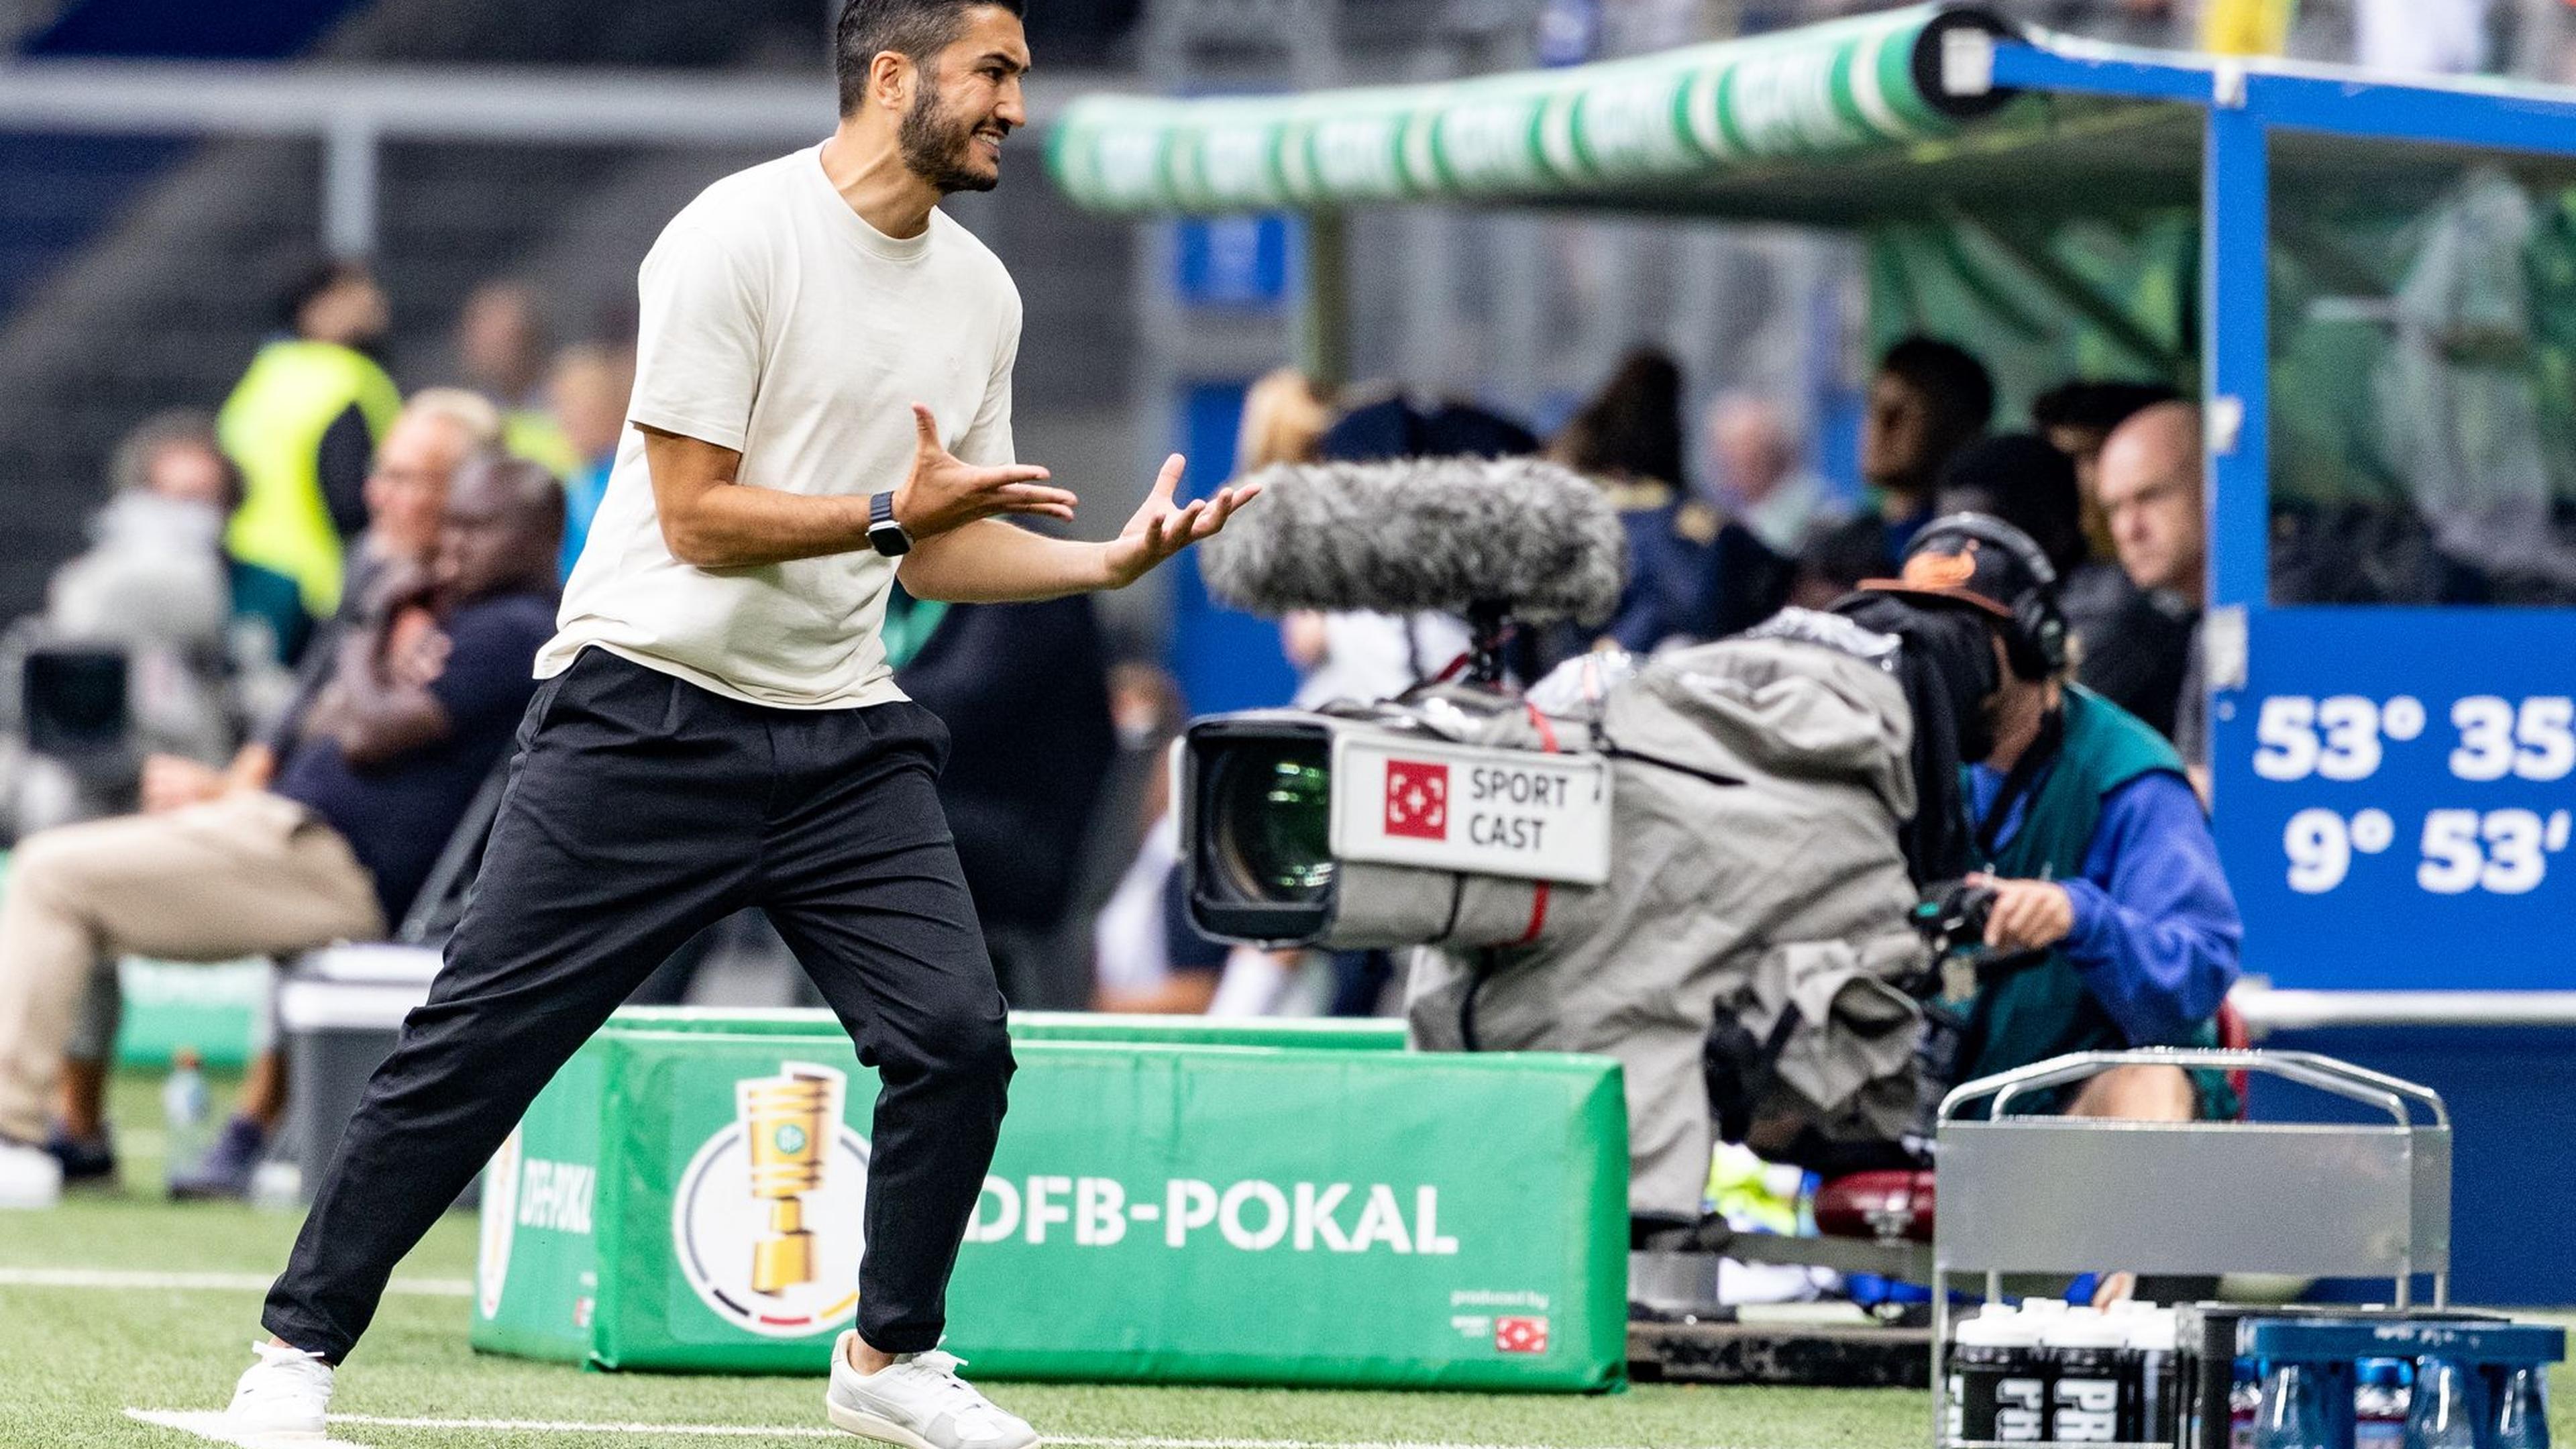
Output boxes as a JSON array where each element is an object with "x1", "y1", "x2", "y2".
[{"x1": 824, "y1": 1401, "x2": 938, "y2": 1449}]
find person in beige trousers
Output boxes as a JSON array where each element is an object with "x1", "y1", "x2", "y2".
[{"x1": 0, "y1": 447, "x2": 564, "y2": 1207}]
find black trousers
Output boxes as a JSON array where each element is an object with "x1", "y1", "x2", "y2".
[{"x1": 264, "y1": 649, "x2": 1013, "y2": 1360}]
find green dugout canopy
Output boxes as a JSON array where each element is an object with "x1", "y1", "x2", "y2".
[{"x1": 1044, "y1": 2, "x2": 2576, "y2": 230}]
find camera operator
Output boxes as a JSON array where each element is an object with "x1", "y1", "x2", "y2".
[{"x1": 1860, "y1": 517, "x2": 2243, "y2": 1124}]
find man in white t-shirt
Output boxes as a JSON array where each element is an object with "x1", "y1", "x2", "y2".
[{"x1": 225, "y1": 5, "x2": 1256, "y2": 1446}]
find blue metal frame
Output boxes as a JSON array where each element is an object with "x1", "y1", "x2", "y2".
[{"x1": 1986, "y1": 38, "x2": 2576, "y2": 619}]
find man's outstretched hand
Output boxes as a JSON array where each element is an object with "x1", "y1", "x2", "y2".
[
  {"x1": 1101, "y1": 453, "x2": 1260, "y2": 589},
  {"x1": 894, "y1": 404, "x2": 1079, "y2": 541}
]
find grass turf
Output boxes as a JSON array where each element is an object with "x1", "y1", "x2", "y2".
[{"x1": 3, "y1": 1075, "x2": 2566, "y2": 1449}]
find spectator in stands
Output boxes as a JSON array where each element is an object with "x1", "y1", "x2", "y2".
[
  {"x1": 455, "y1": 280, "x2": 580, "y2": 479},
  {"x1": 146, "y1": 390, "x2": 504, "y2": 820},
  {"x1": 1553, "y1": 350, "x2": 1703, "y2": 653},
  {"x1": 2096, "y1": 401, "x2": 2212, "y2": 775},
  {"x1": 546, "y1": 345, "x2": 635, "y2": 580},
  {"x1": 111, "y1": 413, "x2": 312, "y2": 671},
  {"x1": 1707, "y1": 390, "x2": 1841, "y2": 554},
  {"x1": 1554, "y1": 350, "x2": 1790, "y2": 653},
  {"x1": 1862, "y1": 519, "x2": 2241, "y2": 1177},
  {"x1": 1798, "y1": 335, "x2": 1994, "y2": 594},
  {"x1": 2, "y1": 415, "x2": 308, "y2": 839},
  {"x1": 0, "y1": 455, "x2": 564, "y2": 1208},
  {"x1": 217, "y1": 262, "x2": 402, "y2": 623},
  {"x1": 1091, "y1": 665, "x2": 1223, "y2": 1015},
  {"x1": 897, "y1": 596, "x2": 1118, "y2": 1013},
  {"x1": 1935, "y1": 432, "x2": 2198, "y2": 742},
  {"x1": 2030, "y1": 378, "x2": 2181, "y2": 557}
]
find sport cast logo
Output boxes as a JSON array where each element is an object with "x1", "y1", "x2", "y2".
[
  {"x1": 672, "y1": 1061, "x2": 873, "y2": 1338},
  {"x1": 1383, "y1": 759, "x2": 1450, "y2": 841}
]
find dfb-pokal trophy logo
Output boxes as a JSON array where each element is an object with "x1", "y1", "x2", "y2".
[{"x1": 673, "y1": 1061, "x2": 873, "y2": 1338}]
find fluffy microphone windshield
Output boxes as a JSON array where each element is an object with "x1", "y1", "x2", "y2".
[{"x1": 1199, "y1": 457, "x2": 1628, "y2": 625}]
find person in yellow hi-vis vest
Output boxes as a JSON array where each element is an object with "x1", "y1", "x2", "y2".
[
  {"x1": 2201, "y1": 0, "x2": 2298, "y2": 56},
  {"x1": 216, "y1": 263, "x2": 403, "y2": 621}
]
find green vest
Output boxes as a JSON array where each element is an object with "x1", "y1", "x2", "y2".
[
  {"x1": 1959, "y1": 687, "x2": 2222, "y2": 1101},
  {"x1": 217, "y1": 339, "x2": 402, "y2": 619}
]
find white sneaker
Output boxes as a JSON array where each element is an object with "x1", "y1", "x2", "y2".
[
  {"x1": 223, "y1": 1340, "x2": 333, "y2": 1440},
  {"x1": 825, "y1": 1332, "x2": 1036, "y2": 1449},
  {"x1": 0, "y1": 1138, "x2": 62, "y2": 1209}
]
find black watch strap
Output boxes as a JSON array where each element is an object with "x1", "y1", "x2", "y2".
[{"x1": 868, "y1": 491, "x2": 912, "y2": 556}]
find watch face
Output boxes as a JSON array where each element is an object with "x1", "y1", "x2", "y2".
[{"x1": 869, "y1": 520, "x2": 911, "y2": 556}]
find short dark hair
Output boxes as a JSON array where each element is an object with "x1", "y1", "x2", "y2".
[
  {"x1": 1933, "y1": 433, "x2": 2087, "y2": 574},
  {"x1": 1555, "y1": 347, "x2": 1684, "y2": 488},
  {"x1": 835, "y1": 0, "x2": 1025, "y2": 115},
  {"x1": 1877, "y1": 336, "x2": 1996, "y2": 441},
  {"x1": 277, "y1": 259, "x2": 373, "y2": 333},
  {"x1": 2030, "y1": 378, "x2": 2182, "y2": 436}
]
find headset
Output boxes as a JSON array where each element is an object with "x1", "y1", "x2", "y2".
[{"x1": 1907, "y1": 513, "x2": 2070, "y2": 681}]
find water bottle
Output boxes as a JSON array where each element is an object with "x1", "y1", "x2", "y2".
[
  {"x1": 2254, "y1": 1361, "x2": 2338, "y2": 1449},
  {"x1": 2355, "y1": 1359, "x2": 2413, "y2": 1449},
  {"x1": 1949, "y1": 1305, "x2": 2049, "y2": 1444},
  {"x1": 2046, "y1": 1308, "x2": 2129, "y2": 1444},
  {"x1": 162, "y1": 1046, "x2": 211, "y2": 1176},
  {"x1": 2493, "y1": 1364, "x2": 2551, "y2": 1449},
  {"x1": 2405, "y1": 1358, "x2": 2479, "y2": 1449},
  {"x1": 2112, "y1": 1303, "x2": 2180, "y2": 1444}
]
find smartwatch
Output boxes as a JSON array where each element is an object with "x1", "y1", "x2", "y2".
[{"x1": 867, "y1": 490, "x2": 912, "y2": 557}]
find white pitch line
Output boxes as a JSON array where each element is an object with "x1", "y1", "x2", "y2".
[
  {"x1": 130, "y1": 1409, "x2": 1737, "y2": 1449},
  {"x1": 5, "y1": 1267, "x2": 470, "y2": 1296},
  {"x1": 126, "y1": 1409, "x2": 374, "y2": 1448}
]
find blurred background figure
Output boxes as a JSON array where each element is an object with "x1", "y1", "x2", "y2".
[
  {"x1": 897, "y1": 594, "x2": 1118, "y2": 1014},
  {"x1": 1089, "y1": 664, "x2": 1224, "y2": 1016},
  {"x1": 545, "y1": 344, "x2": 635, "y2": 582},
  {"x1": 1550, "y1": 347, "x2": 1707, "y2": 655},
  {"x1": 2030, "y1": 378, "x2": 2183, "y2": 559},
  {"x1": 1707, "y1": 389, "x2": 1839, "y2": 556},
  {"x1": 215, "y1": 262, "x2": 400, "y2": 623},
  {"x1": 1552, "y1": 347, "x2": 1796, "y2": 657},
  {"x1": 1933, "y1": 430, "x2": 2196, "y2": 744},
  {"x1": 1793, "y1": 335, "x2": 1994, "y2": 606},
  {"x1": 111, "y1": 413, "x2": 313, "y2": 674},
  {"x1": 2355, "y1": 0, "x2": 2497, "y2": 74},
  {"x1": 452, "y1": 280, "x2": 579, "y2": 479},
  {"x1": 2, "y1": 413, "x2": 290, "y2": 839},
  {"x1": 2096, "y1": 400, "x2": 2212, "y2": 775}
]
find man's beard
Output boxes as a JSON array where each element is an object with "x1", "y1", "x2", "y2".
[{"x1": 900, "y1": 85, "x2": 1000, "y2": 195}]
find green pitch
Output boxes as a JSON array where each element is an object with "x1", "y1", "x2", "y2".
[{"x1": 3, "y1": 1075, "x2": 2567, "y2": 1449}]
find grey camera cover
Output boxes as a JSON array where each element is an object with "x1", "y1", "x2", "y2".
[{"x1": 1405, "y1": 634, "x2": 1929, "y2": 1218}]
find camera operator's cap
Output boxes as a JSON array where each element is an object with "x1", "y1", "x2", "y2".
[{"x1": 1860, "y1": 513, "x2": 2057, "y2": 621}]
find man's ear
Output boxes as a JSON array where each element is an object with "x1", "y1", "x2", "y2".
[{"x1": 869, "y1": 49, "x2": 917, "y2": 113}]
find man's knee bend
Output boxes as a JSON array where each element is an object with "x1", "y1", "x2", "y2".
[{"x1": 904, "y1": 1013, "x2": 1014, "y2": 1091}]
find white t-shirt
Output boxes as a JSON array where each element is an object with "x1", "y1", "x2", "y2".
[{"x1": 537, "y1": 144, "x2": 1022, "y2": 708}]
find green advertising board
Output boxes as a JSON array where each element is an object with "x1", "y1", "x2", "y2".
[
  {"x1": 606, "y1": 1007, "x2": 1409, "y2": 1052},
  {"x1": 475, "y1": 1024, "x2": 1627, "y2": 1392}
]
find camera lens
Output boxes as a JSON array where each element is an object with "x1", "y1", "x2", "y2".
[{"x1": 1209, "y1": 739, "x2": 1334, "y2": 903}]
